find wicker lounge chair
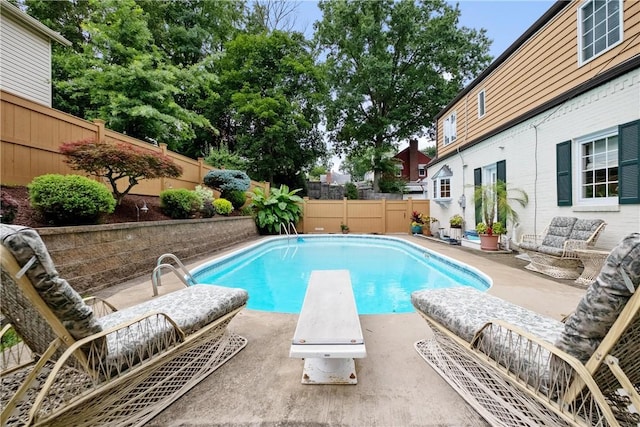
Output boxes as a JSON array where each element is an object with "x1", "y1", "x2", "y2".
[
  {"x1": 0, "y1": 224, "x2": 248, "y2": 426},
  {"x1": 518, "y1": 217, "x2": 606, "y2": 279},
  {"x1": 412, "y1": 232, "x2": 640, "y2": 427}
]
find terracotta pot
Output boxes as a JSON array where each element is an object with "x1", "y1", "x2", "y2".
[{"x1": 479, "y1": 234, "x2": 499, "y2": 251}]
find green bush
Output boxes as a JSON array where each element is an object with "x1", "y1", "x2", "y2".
[
  {"x1": 222, "y1": 189, "x2": 246, "y2": 210},
  {"x1": 201, "y1": 199, "x2": 216, "y2": 218},
  {"x1": 28, "y1": 174, "x2": 115, "y2": 225},
  {"x1": 160, "y1": 189, "x2": 200, "y2": 219},
  {"x1": 344, "y1": 182, "x2": 358, "y2": 200},
  {"x1": 0, "y1": 191, "x2": 18, "y2": 224},
  {"x1": 213, "y1": 198, "x2": 233, "y2": 216},
  {"x1": 248, "y1": 185, "x2": 303, "y2": 235},
  {"x1": 203, "y1": 170, "x2": 250, "y2": 193}
]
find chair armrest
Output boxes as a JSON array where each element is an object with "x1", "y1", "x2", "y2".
[
  {"x1": 519, "y1": 233, "x2": 543, "y2": 245},
  {"x1": 83, "y1": 296, "x2": 118, "y2": 318},
  {"x1": 562, "y1": 239, "x2": 589, "y2": 258}
]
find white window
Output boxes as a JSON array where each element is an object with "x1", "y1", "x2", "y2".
[
  {"x1": 477, "y1": 90, "x2": 485, "y2": 118},
  {"x1": 443, "y1": 112, "x2": 457, "y2": 146},
  {"x1": 578, "y1": 0, "x2": 622, "y2": 65},
  {"x1": 576, "y1": 128, "x2": 618, "y2": 205},
  {"x1": 396, "y1": 163, "x2": 403, "y2": 177},
  {"x1": 432, "y1": 165, "x2": 452, "y2": 200},
  {"x1": 418, "y1": 164, "x2": 426, "y2": 177}
]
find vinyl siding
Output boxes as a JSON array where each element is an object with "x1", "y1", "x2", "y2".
[{"x1": 0, "y1": 13, "x2": 52, "y2": 106}]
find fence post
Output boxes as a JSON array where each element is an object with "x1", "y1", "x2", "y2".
[
  {"x1": 93, "y1": 119, "x2": 105, "y2": 142},
  {"x1": 381, "y1": 198, "x2": 387, "y2": 234},
  {"x1": 302, "y1": 197, "x2": 309, "y2": 233},
  {"x1": 343, "y1": 197, "x2": 348, "y2": 230}
]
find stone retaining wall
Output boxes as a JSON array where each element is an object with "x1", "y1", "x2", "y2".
[{"x1": 37, "y1": 217, "x2": 259, "y2": 294}]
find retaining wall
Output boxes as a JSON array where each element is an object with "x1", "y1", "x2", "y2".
[{"x1": 37, "y1": 217, "x2": 259, "y2": 294}]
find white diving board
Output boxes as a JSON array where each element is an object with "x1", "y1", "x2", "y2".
[{"x1": 289, "y1": 270, "x2": 366, "y2": 384}]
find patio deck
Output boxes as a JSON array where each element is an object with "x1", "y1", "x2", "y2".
[{"x1": 97, "y1": 235, "x2": 586, "y2": 427}]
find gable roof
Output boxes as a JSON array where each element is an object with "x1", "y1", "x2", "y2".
[{"x1": 0, "y1": 0, "x2": 71, "y2": 47}]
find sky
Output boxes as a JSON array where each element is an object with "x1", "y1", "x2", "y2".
[{"x1": 291, "y1": 0, "x2": 556, "y2": 171}]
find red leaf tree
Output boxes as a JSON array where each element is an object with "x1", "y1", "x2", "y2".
[{"x1": 60, "y1": 139, "x2": 183, "y2": 205}]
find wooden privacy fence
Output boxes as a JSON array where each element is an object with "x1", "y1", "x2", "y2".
[
  {"x1": 0, "y1": 90, "x2": 269, "y2": 196},
  {"x1": 299, "y1": 198, "x2": 430, "y2": 235}
]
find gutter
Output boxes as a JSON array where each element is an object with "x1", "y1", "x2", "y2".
[{"x1": 0, "y1": 0, "x2": 72, "y2": 47}]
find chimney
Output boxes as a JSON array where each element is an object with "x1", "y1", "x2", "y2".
[{"x1": 409, "y1": 139, "x2": 418, "y2": 181}]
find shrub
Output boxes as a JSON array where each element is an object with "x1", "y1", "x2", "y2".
[
  {"x1": 194, "y1": 185, "x2": 215, "y2": 210},
  {"x1": 201, "y1": 198, "x2": 216, "y2": 218},
  {"x1": 204, "y1": 146, "x2": 248, "y2": 170},
  {"x1": 160, "y1": 189, "x2": 200, "y2": 219},
  {"x1": 203, "y1": 170, "x2": 250, "y2": 193},
  {"x1": 344, "y1": 182, "x2": 358, "y2": 200},
  {"x1": 222, "y1": 189, "x2": 246, "y2": 210},
  {"x1": 28, "y1": 174, "x2": 116, "y2": 225},
  {"x1": 0, "y1": 191, "x2": 18, "y2": 224},
  {"x1": 60, "y1": 139, "x2": 182, "y2": 205},
  {"x1": 213, "y1": 198, "x2": 233, "y2": 216},
  {"x1": 248, "y1": 185, "x2": 303, "y2": 235}
]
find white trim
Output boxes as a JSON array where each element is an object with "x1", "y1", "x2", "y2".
[
  {"x1": 577, "y1": 0, "x2": 623, "y2": 67},
  {"x1": 573, "y1": 126, "x2": 619, "y2": 207},
  {"x1": 477, "y1": 89, "x2": 485, "y2": 119},
  {"x1": 443, "y1": 111, "x2": 457, "y2": 146}
]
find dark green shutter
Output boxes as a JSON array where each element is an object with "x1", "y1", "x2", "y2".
[
  {"x1": 496, "y1": 160, "x2": 506, "y2": 226},
  {"x1": 556, "y1": 141, "x2": 572, "y2": 206},
  {"x1": 474, "y1": 168, "x2": 482, "y2": 226},
  {"x1": 619, "y1": 120, "x2": 640, "y2": 204}
]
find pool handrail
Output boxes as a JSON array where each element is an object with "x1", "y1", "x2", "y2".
[{"x1": 152, "y1": 253, "x2": 196, "y2": 296}]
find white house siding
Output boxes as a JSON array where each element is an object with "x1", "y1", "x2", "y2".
[
  {"x1": 428, "y1": 68, "x2": 640, "y2": 249},
  {"x1": 0, "y1": 13, "x2": 52, "y2": 106}
]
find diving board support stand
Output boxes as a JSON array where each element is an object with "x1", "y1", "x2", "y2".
[{"x1": 289, "y1": 270, "x2": 366, "y2": 384}]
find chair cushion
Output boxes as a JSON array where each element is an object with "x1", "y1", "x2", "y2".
[
  {"x1": 536, "y1": 245, "x2": 565, "y2": 257},
  {"x1": 568, "y1": 219, "x2": 604, "y2": 242},
  {"x1": 0, "y1": 224, "x2": 103, "y2": 341},
  {"x1": 555, "y1": 233, "x2": 640, "y2": 363},
  {"x1": 541, "y1": 217, "x2": 578, "y2": 248},
  {"x1": 99, "y1": 284, "x2": 248, "y2": 359}
]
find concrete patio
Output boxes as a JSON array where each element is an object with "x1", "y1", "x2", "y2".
[{"x1": 97, "y1": 235, "x2": 587, "y2": 427}]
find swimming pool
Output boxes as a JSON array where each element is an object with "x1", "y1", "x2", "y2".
[{"x1": 191, "y1": 235, "x2": 491, "y2": 314}]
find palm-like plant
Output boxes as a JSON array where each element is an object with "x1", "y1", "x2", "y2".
[{"x1": 474, "y1": 180, "x2": 528, "y2": 235}]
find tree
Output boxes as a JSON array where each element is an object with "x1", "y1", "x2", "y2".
[
  {"x1": 60, "y1": 139, "x2": 183, "y2": 205},
  {"x1": 215, "y1": 30, "x2": 328, "y2": 186},
  {"x1": 247, "y1": 0, "x2": 301, "y2": 33},
  {"x1": 315, "y1": 0, "x2": 492, "y2": 191}
]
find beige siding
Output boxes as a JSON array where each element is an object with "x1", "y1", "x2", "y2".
[
  {"x1": 0, "y1": 14, "x2": 52, "y2": 106},
  {"x1": 438, "y1": 0, "x2": 640, "y2": 157}
]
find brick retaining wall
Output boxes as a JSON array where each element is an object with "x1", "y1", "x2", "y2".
[{"x1": 37, "y1": 217, "x2": 259, "y2": 294}]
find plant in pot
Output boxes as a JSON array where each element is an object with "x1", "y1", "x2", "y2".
[
  {"x1": 473, "y1": 180, "x2": 528, "y2": 251},
  {"x1": 341, "y1": 223, "x2": 350, "y2": 234},
  {"x1": 410, "y1": 210, "x2": 425, "y2": 234},
  {"x1": 449, "y1": 214, "x2": 463, "y2": 229},
  {"x1": 422, "y1": 216, "x2": 438, "y2": 236}
]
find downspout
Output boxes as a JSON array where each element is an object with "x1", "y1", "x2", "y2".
[{"x1": 456, "y1": 147, "x2": 466, "y2": 231}]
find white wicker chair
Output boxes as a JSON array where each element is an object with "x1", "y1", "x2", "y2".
[
  {"x1": 0, "y1": 225, "x2": 248, "y2": 426},
  {"x1": 412, "y1": 233, "x2": 640, "y2": 427}
]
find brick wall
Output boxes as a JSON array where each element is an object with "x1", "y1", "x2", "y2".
[{"x1": 37, "y1": 217, "x2": 259, "y2": 294}]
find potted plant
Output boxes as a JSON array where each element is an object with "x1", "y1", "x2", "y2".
[
  {"x1": 473, "y1": 180, "x2": 528, "y2": 251},
  {"x1": 449, "y1": 214, "x2": 463, "y2": 229},
  {"x1": 422, "y1": 216, "x2": 438, "y2": 236},
  {"x1": 341, "y1": 223, "x2": 350, "y2": 234},
  {"x1": 410, "y1": 210, "x2": 425, "y2": 234}
]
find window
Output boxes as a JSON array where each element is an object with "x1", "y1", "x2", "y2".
[
  {"x1": 578, "y1": 129, "x2": 619, "y2": 204},
  {"x1": 477, "y1": 90, "x2": 485, "y2": 118},
  {"x1": 418, "y1": 164, "x2": 426, "y2": 177},
  {"x1": 579, "y1": 0, "x2": 622, "y2": 64},
  {"x1": 443, "y1": 112, "x2": 457, "y2": 146},
  {"x1": 432, "y1": 165, "x2": 452, "y2": 200},
  {"x1": 396, "y1": 163, "x2": 403, "y2": 177}
]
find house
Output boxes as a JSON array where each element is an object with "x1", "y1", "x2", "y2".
[
  {"x1": 394, "y1": 139, "x2": 432, "y2": 199},
  {"x1": 427, "y1": 0, "x2": 640, "y2": 249},
  {"x1": 0, "y1": 0, "x2": 71, "y2": 107}
]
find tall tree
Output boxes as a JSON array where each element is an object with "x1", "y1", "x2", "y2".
[
  {"x1": 315, "y1": 0, "x2": 492, "y2": 191},
  {"x1": 215, "y1": 30, "x2": 327, "y2": 186}
]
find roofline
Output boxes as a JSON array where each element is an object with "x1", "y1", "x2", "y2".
[
  {"x1": 434, "y1": 1, "x2": 570, "y2": 121},
  {"x1": 1, "y1": 0, "x2": 72, "y2": 47},
  {"x1": 428, "y1": 57, "x2": 640, "y2": 168}
]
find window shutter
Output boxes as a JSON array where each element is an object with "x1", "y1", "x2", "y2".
[
  {"x1": 474, "y1": 168, "x2": 482, "y2": 225},
  {"x1": 496, "y1": 160, "x2": 506, "y2": 226},
  {"x1": 556, "y1": 141, "x2": 572, "y2": 206},
  {"x1": 619, "y1": 120, "x2": 640, "y2": 204}
]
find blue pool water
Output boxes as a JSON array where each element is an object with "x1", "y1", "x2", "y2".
[{"x1": 191, "y1": 235, "x2": 491, "y2": 314}]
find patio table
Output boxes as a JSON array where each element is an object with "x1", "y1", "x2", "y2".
[{"x1": 574, "y1": 248, "x2": 610, "y2": 287}]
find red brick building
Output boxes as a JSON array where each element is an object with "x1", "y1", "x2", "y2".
[{"x1": 394, "y1": 139, "x2": 431, "y2": 181}]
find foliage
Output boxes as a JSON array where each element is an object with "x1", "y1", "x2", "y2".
[
  {"x1": 239, "y1": 205, "x2": 254, "y2": 216},
  {"x1": 248, "y1": 185, "x2": 303, "y2": 235},
  {"x1": 203, "y1": 170, "x2": 250, "y2": 193},
  {"x1": 315, "y1": 0, "x2": 491, "y2": 191},
  {"x1": 378, "y1": 175, "x2": 406, "y2": 194},
  {"x1": 222, "y1": 190, "x2": 247, "y2": 210},
  {"x1": 0, "y1": 326, "x2": 20, "y2": 351},
  {"x1": 193, "y1": 185, "x2": 215, "y2": 210},
  {"x1": 60, "y1": 139, "x2": 182, "y2": 205},
  {"x1": 449, "y1": 214, "x2": 463, "y2": 227},
  {"x1": 159, "y1": 189, "x2": 200, "y2": 219},
  {"x1": 422, "y1": 145, "x2": 436, "y2": 159},
  {"x1": 473, "y1": 180, "x2": 528, "y2": 235},
  {"x1": 308, "y1": 165, "x2": 328, "y2": 181},
  {"x1": 201, "y1": 199, "x2": 216, "y2": 218},
  {"x1": 28, "y1": 174, "x2": 116, "y2": 225},
  {"x1": 215, "y1": 31, "x2": 327, "y2": 185},
  {"x1": 344, "y1": 182, "x2": 358, "y2": 200},
  {"x1": 0, "y1": 191, "x2": 18, "y2": 224},
  {"x1": 340, "y1": 223, "x2": 349, "y2": 231},
  {"x1": 213, "y1": 198, "x2": 233, "y2": 216},
  {"x1": 410, "y1": 210, "x2": 425, "y2": 224},
  {"x1": 204, "y1": 146, "x2": 248, "y2": 171}
]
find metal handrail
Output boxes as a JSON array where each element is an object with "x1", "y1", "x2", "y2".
[{"x1": 151, "y1": 253, "x2": 196, "y2": 296}]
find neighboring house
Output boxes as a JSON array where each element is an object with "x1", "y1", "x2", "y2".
[
  {"x1": 0, "y1": 0, "x2": 71, "y2": 107},
  {"x1": 427, "y1": 0, "x2": 639, "y2": 249},
  {"x1": 394, "y1": 139, "x2": 432, "y2": 199}
]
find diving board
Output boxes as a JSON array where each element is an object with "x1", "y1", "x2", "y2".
[{"x1": 289, "y1": 270, "x2": 366, "y2": 384}]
